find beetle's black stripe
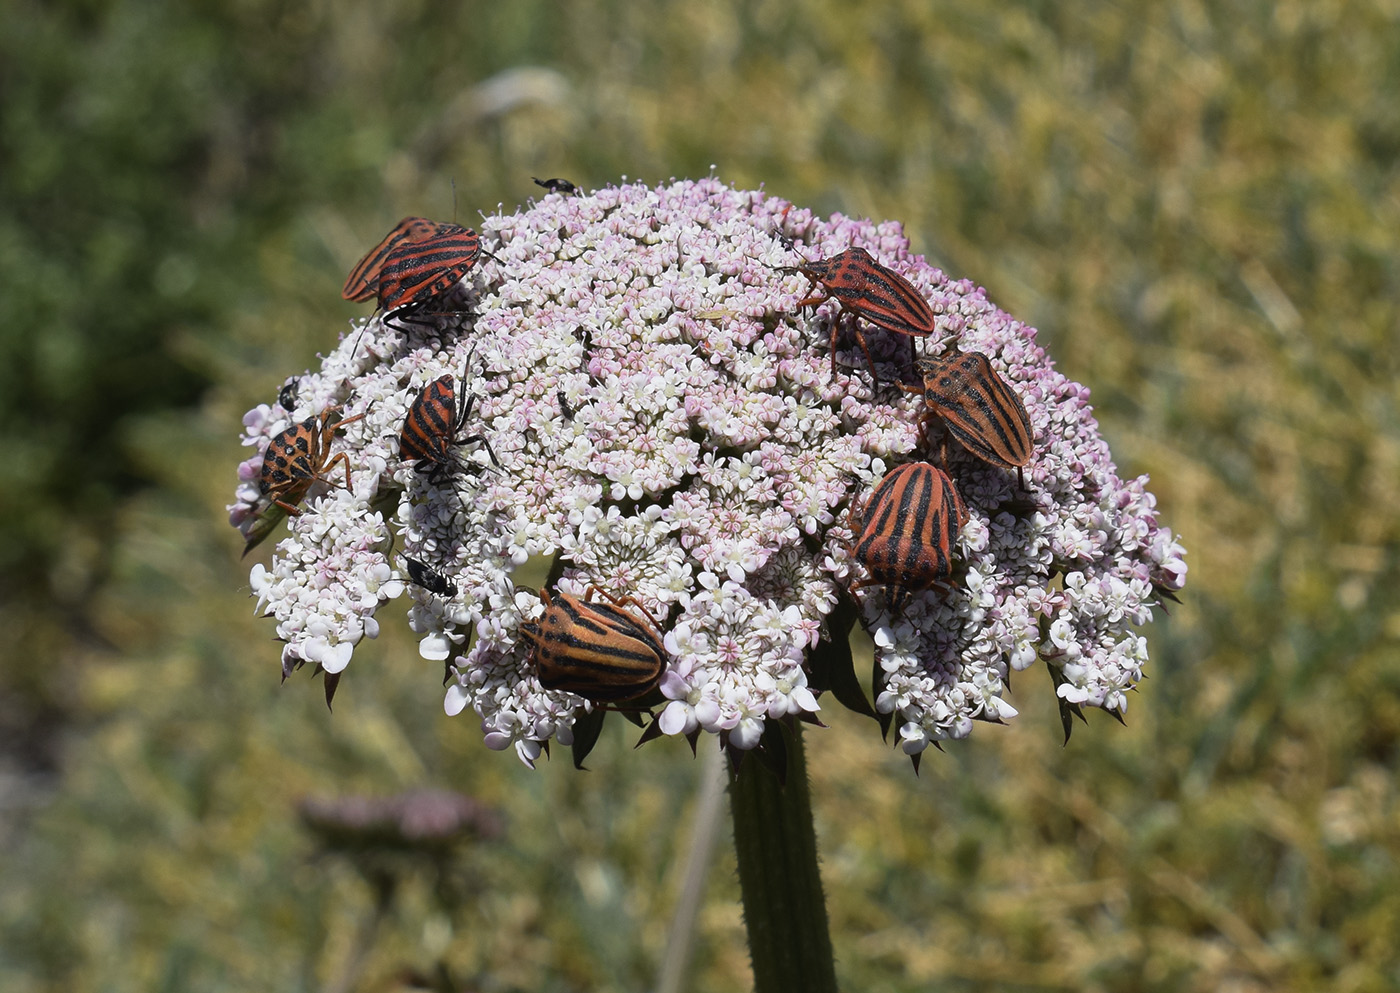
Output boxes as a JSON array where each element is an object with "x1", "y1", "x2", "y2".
[
  {"x1": 981, "y1": 373, "x2": 1033, "y2": 465},
  {"x1": 546, "y1": 638, "x2": 658, "y2": 670},
  {"x1": 937, "y1": 469, "x2": 965, "y2": 538},
  {"x1": 859, "y1": 464, "x2": 913, "y2": 563},
  {"x1": 927, "y1": 471, "x2": 959, "y2": 574},
  {"x1": 899, "y1": 473, "x2": 933, "y2": 579},
  {"x1": 382, "y1": 224, "x2": 477, "y2": 256}
]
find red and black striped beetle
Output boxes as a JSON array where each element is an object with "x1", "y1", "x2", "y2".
[
  {"x1": 519, "y1": 586, "x2": 668, "y2": 704},
  {"x1": 258, "y1": 405, "x2": 366, "y2": 515},
  {"x1": 399, "y1": 368, "x2": 499, "y2": 482},
  {"x1": 910, "y1": 348, "x2": 1034, "y2": 475},
  {"x1": 786, "y1": 247, "x2": 936, "y2": 380},
  {"x1": 376, "y1": 223, "x2": 482, "y2": 321},
  {"x1": 342, "y1": 216, "x2": 444, "y2": 303},
  {"x1": 846, "y1": 461, "x2": 967, "y2": 615}
]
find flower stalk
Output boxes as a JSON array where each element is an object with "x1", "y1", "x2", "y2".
[{"x1": 730, "y1": 722, "x2": 838, "y2": 993}]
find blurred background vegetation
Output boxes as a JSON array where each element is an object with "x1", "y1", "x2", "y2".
[{"x1": 1, "y1": 0, "x2": 1397, "y2": 989}]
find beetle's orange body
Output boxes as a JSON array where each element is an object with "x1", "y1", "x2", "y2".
[
  {"x1": 789, "y1": 247, "x2": 936, "y2": 379},
  {"x1": 258, "y1": 405, "x2": 365, "y2": 515},
  {"x1": 912, "y1": 348, "x2": 1034, "y2": 470},
  {"x1": 847, "y1": 461, "x2": 966, "y2": 615},
  {"x1": 519, "y1": 587, "x2": 668, "y2": 704}
]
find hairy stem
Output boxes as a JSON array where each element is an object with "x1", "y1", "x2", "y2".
[{"x1": 729, "y1": 723, "x2": 838, "y2": 993}]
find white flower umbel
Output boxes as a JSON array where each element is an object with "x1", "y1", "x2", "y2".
[{"x1": 233, "y1": 178, "x2": 1186, "y2": 763}]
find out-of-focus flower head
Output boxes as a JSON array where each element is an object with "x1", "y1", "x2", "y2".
[{"x1": 232, "y1": 178, "x2": 1187, "y2": 768}]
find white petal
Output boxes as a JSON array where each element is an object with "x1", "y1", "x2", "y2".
[
  {"x1": 659, "y1": 700, "x2": 695, "y2": 736},
  {"x1": 419, "y1": 631, "x2": 452, "y2": 661},
  {"x1": 444, "y1": 684, "x2": 471, "y2": 717},
  {"x1": 321, "y1": 641, "x2": 354, "y2": 674}
]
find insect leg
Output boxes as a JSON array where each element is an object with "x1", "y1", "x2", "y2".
[
  {"x1": 321, "y1": 452, "x2": 356, "y2": 495},
  {"x1": 852, "y1": 324, "x2": 880, "y2": 382},
  {"x1": 273, "y1": 496, "x2": 306, "y2": 516}
]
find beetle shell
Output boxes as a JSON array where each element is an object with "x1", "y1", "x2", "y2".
[
  {"x1": 400, "y1": 374, "x2": 461, "y2": 469},
  {"x1": 259, "y1": 416, "x2": 318, "y2": 496},
  {"x1": 377, "y1": 223, "x2": 482, "y2": 316},
  {"x1": 399, "y1": 371, "x2": 497, "y2": 480},
  {"x1": 257, "y1": 405, "x2": 364, "y2": 516},
  {"x1": 791, "y1": 246, "x2": 936, "y2": 378},
  {"x1": 519, "y1": 587, "x2": 667, "y2": 704},
  {"x1": 800, "y1": 247, "x2": 936, "y2": 338},
  {"x1": 916, "y1": 348, "x2": 1034, "y2": 469},
  {"x1": 848, "y1": 461, "x2": 966, "y2": 614},
  {"x1": 342, "y1": 216, "x2": 443, "y2": 303}
]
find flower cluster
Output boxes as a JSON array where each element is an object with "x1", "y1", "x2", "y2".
[{"x1": 231, "y1": 177, "x2": 1187, "y2": 766}]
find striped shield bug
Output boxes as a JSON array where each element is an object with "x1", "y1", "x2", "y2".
[
  {"x1": 846, "y1": 461, "x2": 967, "y2": 615},
  {"x1": 533, "y1": 176, "x2": 578, "y2": 195},
  {"x1": 341, "y1": 216, "x2": 443, "y2": 303},
  {"x1": 258, "y1": 405, "x2": 366, "y2": 515},
  {"x1": 518, "y1": 586, "x2": 668, "y2": 704},
  {"x1": 911, "y1": 348, "x2": 1034, "y2": 472},
  {"x1": 399, "y1": 368, "x2": 499, "y2": 481},
  {"x1": 786, "y1": 247, "x2": 936, "y2": 379},
  {"x1": 376, "y1": 223, "x2": 482, "y2": 320},
  {"x1": 405, "y1": 557, "x2": 457, "y2": 597}
]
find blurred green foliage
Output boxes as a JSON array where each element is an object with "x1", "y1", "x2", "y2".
[{"x1": 1, "y1": 0, "x2": 1398, "y2": 991}]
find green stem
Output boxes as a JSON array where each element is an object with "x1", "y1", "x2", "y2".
[{"x1": 729, "y1": 723, "x2": 838, "y2": 993}]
